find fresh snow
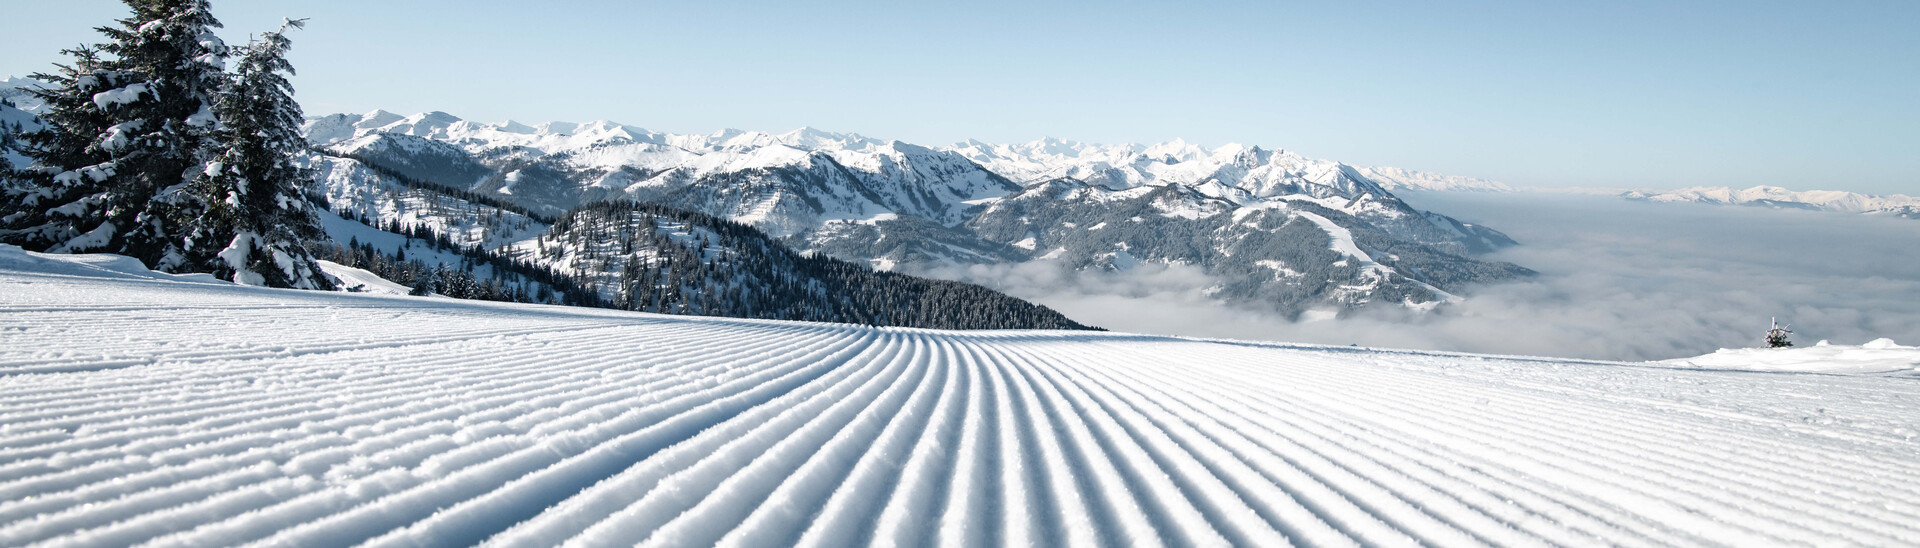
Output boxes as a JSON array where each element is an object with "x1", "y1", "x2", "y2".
[
  {"x1": 98, "y1": 121, "x2": 143, "y2": 153},
  {"x1": 316, "y1": 259, "x2": 416, "y2": 295},
  {"x1": 4, "y1": 246, "x2": 1919, "y2": 546},
  {"x1": 215, "y1": 232, "x2": 265, "y2": 286},
  {"x1": 1293, "y1": 211, "x2": 1374, "y2": 264},
  {"x1": 1661, "y1": 339, "x2": 1920, "y2": 375},
  {"x1": 90, "y1": 83, "x2": 151, "y2": 110}
]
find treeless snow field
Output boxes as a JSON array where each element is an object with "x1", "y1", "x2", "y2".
[{"x1": 2, "y1": 246, "x2": 1918, "y2": 547}]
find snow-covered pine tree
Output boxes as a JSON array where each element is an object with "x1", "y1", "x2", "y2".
[
  {"x1": 190, "y1": 18, "x2": 333, "y2": 289},
  {"x1": 1, "y1": 48, "x2": 122, "y2": 250},
  {"x1": 410, "y1": 265, "x2": 439, "y2": 296},
  {"x1": 0, "y1": 0, "x2": 228, "y2": 269}
]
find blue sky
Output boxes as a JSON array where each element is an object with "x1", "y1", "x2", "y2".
[{"x1": 5, "y1": 1, "x2": 1917, "y2": 194}]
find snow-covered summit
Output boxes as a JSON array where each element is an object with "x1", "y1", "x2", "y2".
[
  {"x1": 307, "y1": 110, "x2": 659, "y2": 153},
  {"x1": 306, "y1": 110, "x2": 1514, "y2": 195},
  {"x1": 1355, "y1": 165, "x2": 1514, "y2": 192},
  {"x1": 946, "y1": 136, "x2": 1513, "y2": 193},
  {"x1": 304, "y1": 110, "x2": 895, "y2": 157}
]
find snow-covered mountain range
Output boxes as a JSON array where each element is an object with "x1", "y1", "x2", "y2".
[
  {"x1": 1623, "y1": 185, "x2": 1920, "y2": 219},
  {"x1": 949, "y1": 137, "x2": 1512, "y2": 192},
  {"x1": 301, "y1": 110, "x2": 1530, "y2": 317}
]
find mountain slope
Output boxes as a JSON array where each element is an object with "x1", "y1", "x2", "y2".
[
  {"x1": 515, "y1": 201, "x2": 1091, "y2": 329},
  {"x1": 305, "y1": 152, "x2": 1089, "y2": 329},
  {"x1": 2, "y1": 247, "x2": 1916, "y2": 546},
  {"x1": 303, "y1": 111, "x2": 1532, "y2": 317}
]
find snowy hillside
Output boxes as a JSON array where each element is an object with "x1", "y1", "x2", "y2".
[
  {"x1": 1663, "y1": 338, "x2": 1920, "y2": 375},
  {"x1": 0, "y1": 103, "x2": 33, "y2": 169},
  {"x1": 301, "y1": 155, "x2": 1089, "y2": 329},
  {"x1": 300, "y1": 111, "x2": 1530, "y2": 317},
  {"x1": 0, "y1": 78, "x2": 44, "y2": 169},
  {"x1": 4, "y1": 246, "x2": 1918, "y2": 546},
  {"x1": 0, "y1": 77, "x2": 47, "y2": 113},
  {"x1": 512, "y1": 202, "x2": 1092, "y2": 329},
  {"x1": 1623, "y1": 185, "x2": 1920, "y2": 219}
]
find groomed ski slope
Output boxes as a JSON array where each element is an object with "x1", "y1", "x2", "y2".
[{"x1": 3, "y1": 248, "x2": 1919, "y2": 547}]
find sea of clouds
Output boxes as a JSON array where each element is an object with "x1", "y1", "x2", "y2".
[{"x1": 942, "y1": 192, "x2": 1920, "y2": 361}]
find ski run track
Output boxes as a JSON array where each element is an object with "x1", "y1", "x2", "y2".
[{"x1": 2, "y1": 251, "x2": 1919, "y2": 548}]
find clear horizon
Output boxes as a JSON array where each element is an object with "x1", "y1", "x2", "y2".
[{"x1": 5, "y1": 1, "x2": 1916, "y2": 195}]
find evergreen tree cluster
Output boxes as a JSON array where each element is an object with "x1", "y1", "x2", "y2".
[
  {"x1": 312, "y1": 237, "x2": 539, "y2": 304},
  {"x1": 319, "y1": 209, "x2": 602, "y2": 307},
  {"x1": 0, "y1": 0, "x2": 333, "y2": 289},
  {"x1": 316, "y1": 148, "x2": 557, "y2": 224},
  {"x1": 318, "y1": 165, "x2": 543, "y2": 253},
  {"x1": 535, "y1": 201, "x2": 1096, "y2": 330},
  {"x1": 315, "y1": 154, "x2": 1090, "y2": 328}
]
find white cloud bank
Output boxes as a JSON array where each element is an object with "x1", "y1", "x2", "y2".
[{"x1": 942, "y1": 192, "x2": 1920, "y2": 361}]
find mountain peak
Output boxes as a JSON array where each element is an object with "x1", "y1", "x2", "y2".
[
  {"x1": 494, "y1": 120, "x2": 536, "y2": 134},
  {"x1": 411, "y1": 111, "x2": 462, "y2": 123},
  {"x1": 360, "y1": 109, "x2": 404, "y2": 126},
  {"x1": 775, "y1": 126, "x2": 880, "y2": 151}
]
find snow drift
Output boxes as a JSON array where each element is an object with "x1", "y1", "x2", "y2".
[
  {"x1": 1663, "y1": 339, "x2": 1920, "y2": 375},
  {"x1": 2, "y1": 245, "x2": 1917, "y2": 546}
]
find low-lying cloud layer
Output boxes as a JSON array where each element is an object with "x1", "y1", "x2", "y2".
[{"x1": 938, "y1": 192, "x2": 1920, "y2": 361}]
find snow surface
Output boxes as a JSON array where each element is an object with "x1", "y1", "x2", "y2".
[
  {"x1": 3, "y1": 246, "x2": 1919, "y2": 546},
  {"x1": 1661, "y1": 339, "x2": 1920, "y2": 375},
  {"x1": 1294, "y1": 211, "x2": 1375, "y2": 264},
  {"x1": 316, "y1": 259, "x2": 417, "y2": 296},
  {"x1": 90, "y1": 83, "x2": 151, "y2": 110}
]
